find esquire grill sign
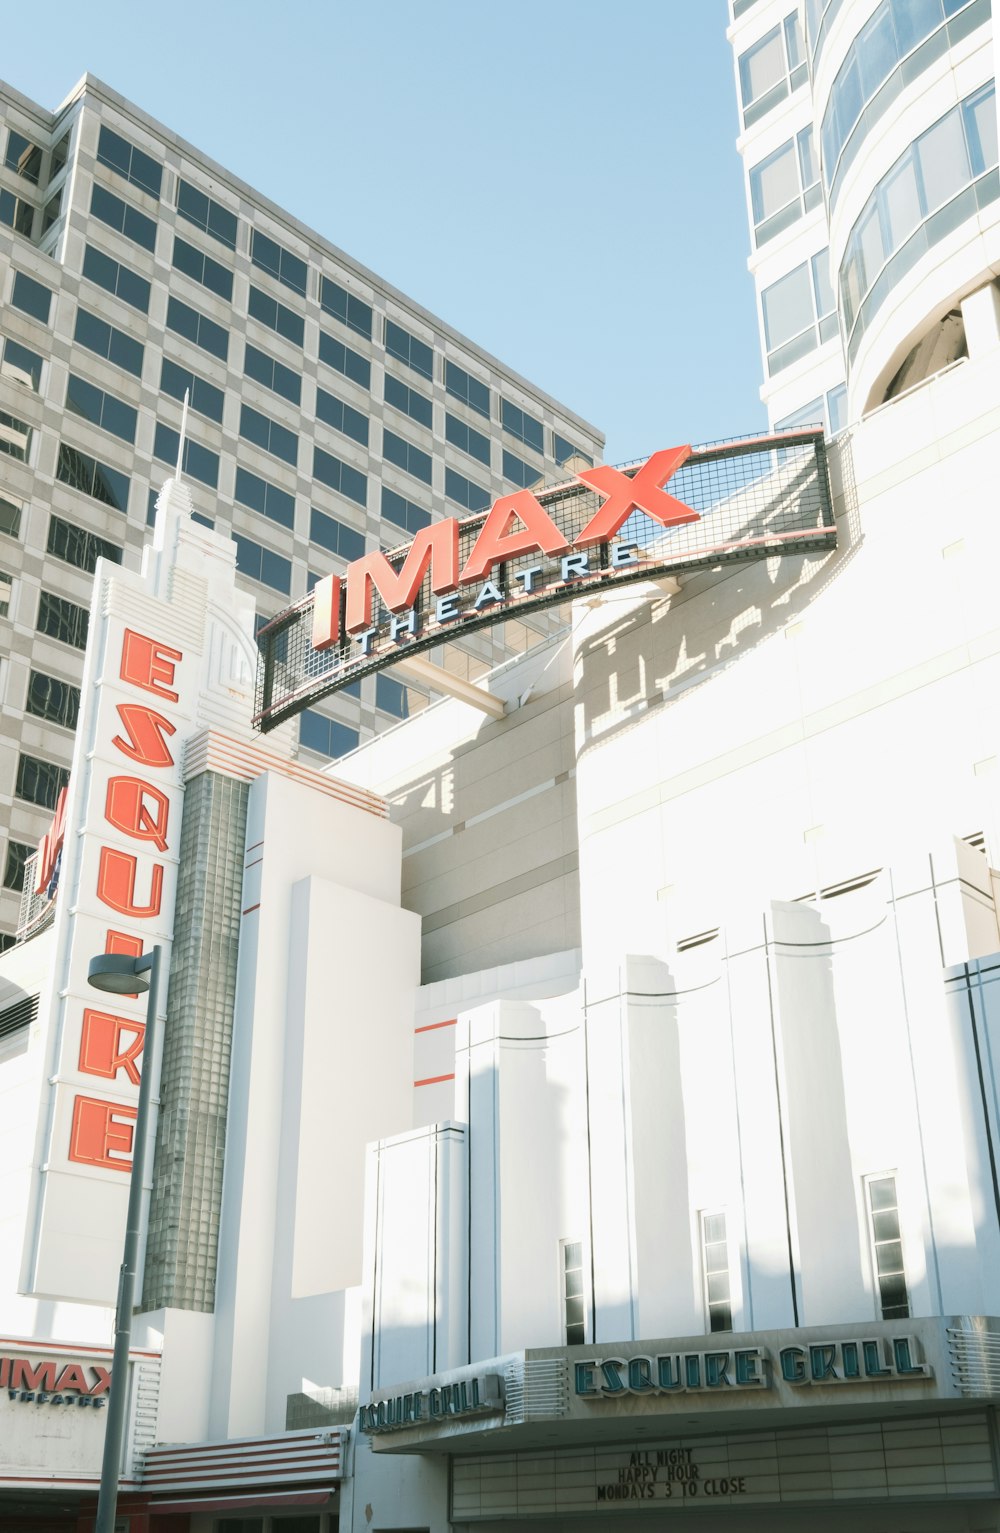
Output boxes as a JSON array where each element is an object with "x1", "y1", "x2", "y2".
[{"x1": 254, "y1": 429, "x2": 834, "y2": 730}]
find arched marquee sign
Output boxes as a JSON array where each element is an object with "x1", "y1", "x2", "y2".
[{"x1": 254, "y1": 429, "x2": 834, "y2": 732}]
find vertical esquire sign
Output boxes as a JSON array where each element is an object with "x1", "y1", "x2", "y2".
[{"x1": 255, "y1": 430, "x2": 834, "y2": 731}]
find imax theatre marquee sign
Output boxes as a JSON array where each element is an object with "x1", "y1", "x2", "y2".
[{"x1": 254, "y1": 431, "x2": 834, "y2": 730}]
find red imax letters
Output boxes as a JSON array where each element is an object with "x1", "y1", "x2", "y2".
[{"x1": 309, "y1": 446, "x2": 697, "y2": 647}]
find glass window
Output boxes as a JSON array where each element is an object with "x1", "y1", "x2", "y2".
[
  {"x1": 445, "y1": 359, "x2": 490, "y2": 418},
  {"x1": 41, "y1": 191, "x2": 62, "y2": 236},
  {"x1": 90, "y1": 183, "x2": 157, "y2": 252},
  {"x1": 918, "y1": 106, "x2": 970, "y2": 211},
  {"x1": 176, "y1": 179, "x2": 238, "y2": 250},
  {"x1": 501, "y1": 398, "x2": 544, "y2": 454},
  {"x1": 866, "y1": 1174, "x2": 909, "y2": 1319},
  {"x1": 376, "y1": 673, "x2": 409, "y2": 718},
  {"x1": 445, "y1": 412, "x2": 490, "y2": 466},
  {"x1": 763, "y1": 263, "x2": 814, "y2": 351},
  {"x1": 965, "y1": 84, "x2": 1000, "y2": 176},
  {"x1": 0, "y1": 410, "x2": 31, "y2": 461},
  {"x1": 315, "y1": 388, "x2": 369, "y2": 446},
  {"x1": 320, "y1": 276, "x2": 372, "y2": 339},
  {"x1": 562, "y1": 1239, "x2": 587, "y2": 1347},
  {"x1": 172, "y1": 235, "x2": 233, "y2": 301},
  {"x1": 166, "y1": 295, "x2": 229, "y2": 361},
  {"x1": 82, "y1": 244, "x2": 150, "y2": 313},
  {"x1": 3, "y1": 840, "x2": 33, "y2": 894},
  {"x1": 247, "y1": 284, "x2": 304, "y2": 347},
  {"x1": 299, "y1": 709, "x2": 359, "y2": 758},
  {"x1": 0, "y1": 566, "x2": 11, "y2": 616},
  {"x1": 235, "y1": 466, "x2": 295, "y2": 530},
  {"x1": 5, "y1": 129, "x2": 42, "y2": 184},
  {"x1": 10, "y1": 270, "x2": 52, "y2": 324},
  {"x1": 50, "y1": 133, "x2": 70, "y2": 181},
  {"x1": 811, "y1": 249, "x2": 835, "y2": 320},
  {"x1": 2, "y1": 337, "x2": 43, "y2": 391},
  {"x1": 96, "y1": 125, "x2": 162, "y2": 198},
  {"x1": 233, "y1": 532, "x2": 292, "y2": 594},
  {"x1": 160, "y1": 358, "x2": 224, "y2": 423},
  {"x1": 383, "y1": 427, "x2": 432, "y2": 484},
  {"x1": 384, "y1": 373, "x2": 432, "y2": 429},
  {"x1": 0, "y1": 494, "x2": 22, "y2": 538},
  {"x1": 251, "y1": 229, "x2": 307, "y2": 296},
  {"x1": 26, "y1": 669, "x2": 80, "y2": 730},
  {"x1": 381, "y1": 485, "x2": 431, "y2": 536},
  {"x1": 385, "y1": 320, "x2": 433, "y2": 380},
  {"x1": 750, "y1": 139, "x2": 799, "y2": 226},
  {"x1": 16, "y1": 753, "x2": 70, "y2": 810},
  {"x1": 310, "y1": 506, "x2": 365, "y2": 561},
  {"x1": 239, "y1": 403, "x2": 298, "y2": 466},
  {"x1": 881, "y1": 152, "x2": 922, "y2": 250},
  {"x1": 153, "y1": 423, "x2": 220, "y2": 489},
  {"x1": 445, "y1": 467, "x2": 490, "y2": 512},
  {"x1": 502, "y1": 449, "x2": 542, "y2": 489},
  {"x1": 553, "y1": 434, "x2": 593, "y2": 468},
  {"x1": 313, "y1": 446, "x2": 367, "y2": 507},
  {"x1": 0, "y1": 189, "x2": 34, "y2": 236},
  {"x1": 55, "y1": 445, "x2": 130, "y2": 512},
  {"x1": 47, "y1": 515, "x2": 122, "y2": 572},
  {"x1": 74, "y1": 307, "x2": 143, "y2": 377},
  {"x1": 244, "y1": 342, "x2": 301, "y2": 406},
  {"x1": 318, "y1": 330, "x2": 370, "y2": 389},
  {"x1": 36, "y1": 590, "x2": 90, "y2": 650},
  {"x1": 740, "y1": 25, "x2": 784, "y2": 106},
  {"x1": 702, "y1": 1211, "x2": 733, "y2": 1332},
  {"x1": 66, "y1": 373, "x2": 137, "y2": 445}
]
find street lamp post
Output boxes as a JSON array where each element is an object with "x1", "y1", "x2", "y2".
[{"x1": 86, "y1": 944, "x2": 163, "y2": 1533}]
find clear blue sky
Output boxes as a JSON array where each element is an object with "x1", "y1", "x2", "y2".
[{"x1": 7, "y1": 0, "x2": 766, "y2": 464}]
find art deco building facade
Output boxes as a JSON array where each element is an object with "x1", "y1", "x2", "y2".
[{"x1": 0, "y1": 73, "x2": 603, "y2": 946}]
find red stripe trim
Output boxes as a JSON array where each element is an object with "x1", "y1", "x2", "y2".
[
  {"x1": 145, "y1": 1432, "x2": 344, "y2": 1461},
  {"x1": 242, "y1": 903, "x2": 261, "y2": 915},
  {"x1": 0, "y1": 1337, "x2": 159, "y2": 1358},
  {"x1": 151, "y1": 1490, "x2": 335, "y2": 1514},
  {"x1": 414, "y1": 1073, "x2": 455, "y2": 1087},
  {"x1": 143, "y1": 1465, "x2": 339, "y2": 1486},
  {"x1": 414, "y1": 1017, "x2": 458, "y2": 1034}
]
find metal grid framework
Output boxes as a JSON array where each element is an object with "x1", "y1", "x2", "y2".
[{"x1": 255, "y1": 429, "x2": 835, "y2": 732}]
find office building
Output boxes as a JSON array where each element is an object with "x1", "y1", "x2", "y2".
[{"x1": 0, "y1": 72, "x2": 603, "y2": 946}]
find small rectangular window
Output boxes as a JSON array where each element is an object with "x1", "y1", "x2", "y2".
[
  {"x1": 310, "y1": 507, "x2": 365, "y2": 562},
  {"x1": 562, "y1": 1240, "x2": 587, "y2": 1346},
  {"x1": 90, "y1": 182, "x2": 157, "y2": 252},
  {"x1": 3, "y1": 839, "x2": 33, "y2": 894},
  {"x1": 50, "y1": 133, "x2": 70, "y2": 180},
  {"x1": 315, "y1": 387, "x2": 369, "y2": 446},
  {"x1": 165, "y1": 295, "x2": 229, "y2": 361},
  {"x1": 65, "y1": 373, "x2": 137, "y2": 444},
  {"x1": 10, "y1": 270, "x2": 52, "y2": 325},
  {"x1": 160, "y1": 358, "x2": 224, "y2": 423},
  {"x1": 866, "y1": 1174, "x2": 909, "y2": 1319},
  {"x1": 445, "y1": 467, "x2": 489, "y2": 512},
  {"x1": 376, "y1": 673, "x2": 411, "y2": 718},
  {"x1": 235, "y1": 466, "x2": 295, "y2": 530},
  {"x1": 0, "y1": 189, "x2": 34, "y2": 237},
  {"x1": 0, "y1": 494, "x2": 23, "y2": 539},
  {"x1": 239, "y1": 403, "x2": 298, "y2": 467},
  {"x1": 56, "y1": 443, "x2": 130, "y2": 513},
  {"x1": 176, "y1": 178, "x2": 238, "y2": 250},
  {"x1": 96, "y1": 124, "x2": 162, "y2": 198},
  {"x1": 172, "y1": 234, "x2": 234, "y2": 301},
  {"x1": 381, "y1": 485, "x2": 431, "y2": 536},
  {"x1": 233, "y1": 531, "x2": 292, "y2": 594},
  {"x1": 318, "y1": 330, "x2": 371, "y2": 390},
  {"x1": 26, "y1": 669, "x2": 80, "y2": 730},
  {"x1": 153, "y1": 422, "x2": 220, "y2": 488},
  {"x1": 554, "y1": 433, "x2": 593, "y2": 468},
  {"x1": 82, "y1": 243, "x2": 150, "y2": 314},
  {"x1": 444, "y1": 359, "x2": 490, "y2": 419},
  {"x1": 74, "y1": 307, "x2": 144, "y2": 377},
  {"x1": 16, "y1": 753, "x2": 69, "y2": 809},
  {"x1": 445, "y1": 412, "x2": 490, "y2": 466},
  {"x1": 701, "y1": 1211, "x2": 733, "y2": 1333},
  {"x1": 384, "y1": 373, "x2": 432, "y2": 430},
  {"x1": 0, "y1": 566, "x2": 11, "y2": 617},
  {"x1": 244, "y1": 342, "x2": 302, "y2": 406},
  {"x1": 502, "y1": 449, "x2": 541, "y2": 490},
  {"x1": 251, "y1": 229, "x2": 307, "y2": 296},
  {"x1": 299, "y1": 709, "x2": 360, "y2": 758},
  {"x1": 2, "y1": 337, "x2": 43, "y2": 391},
  {"x1": 248, "y1": 284, "x2": 304, "y2": 347},
  {"x1": 321, "y1": 276, "x2": 372, "y2": 339},
  {"x1": 47, "y1": 514, "x2": 122, "y2": 572},
  {"x1": 5, "y1": 129, "x2": 42, "y2": 184},
  {"x1": 383, "y1": 427, "x2": 432, "y2": 485},
  {"x1": 36, "y1": 591, "x2": 90, "y2": 651},
  {"x1": 501, "y1": 399, "x2": 544, "y2": 454},
  {"x1": 385, "y1": 319, "x2": 433, "y2": 380},
  {"x1": 0, "y1": 410, "x2": 32, "y2": 462},
  {"x1": 313, "y1": 446, "x2": 367, "y2": 507}
]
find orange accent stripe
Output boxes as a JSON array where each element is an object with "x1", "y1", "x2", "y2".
[
  {"x1": 414, "y1": 1017, "x2": 458, "y2": 1034},
  {"x1": 414, "y1": 1073, "x2": 455, "y2": 1088},
  {"x1": 242, "y1": 903, "x2": 260, "y2": 915}
]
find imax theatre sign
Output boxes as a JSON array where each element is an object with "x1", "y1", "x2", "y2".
[{"x1": 255, "y1": 430, "x2": 834, "y2": 730}]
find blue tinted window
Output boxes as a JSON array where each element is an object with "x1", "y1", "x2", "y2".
[
  {"x1": 320, "y1": 276, "x2": 372, "y2": 338},
  {"x1": 153, "y1": 422, "x2": 220, "y2": 488},
  {"x1": 318, "y1": 330, "x2": 371, "y2": 389},
  {"x1": 160, "y1": 358, "x2": 224, "y2": 423},
  {"x1": 385, "y1": 373, "x2": 433, "y2": 429},
  {"x1": 251, "y1": 229, "x2": 308, "y2": 296},
  {"x1": 75, "y1": 307, "x2": 144, "y2": 376},
  {"x1": 166, "y1": 295, "x2": 229, "y2": 361},
  {"x1": 244, "y1": 342, "x2": 301, "y2": 405},
  {"x1": 381, "y1": 485, "x2": 431, "y2": 536},
  {"x1": 299, "y1": 709, "x2": 359, "y2": 758},
  {"x1": 445, "y1": 467, "x2": 490, "y2": 511},
  {"x1": 315, "y1": 387, "x2": 369, "y2": 445},
  {"x1": 248, "y1": 284, "x2": 304, "y2": 347},
  {"x1": 2, "y1": 337, "x2": 43, "y2": 390},
  {"x1": 444, "y1": 359, "x2": 490, "y2": 418},
  {"x1": 233, "y1": 531, "x2": 292, "y2": 594},
  {"x1": 445, "y1": 412, "x2": 490, "y2": 466},
  {"x1": 502, "y1": 449, "x2": 543, "y2": 489},
  {"x1": 554, "y1": 433, "x2": 593, "y2": 468},
  {"x1": 313, "y1": 447, "x2": 367, "y2": 507},
  {"x1": 55, "y1": 444, "x2": 129, "y2": 512},
  {"x1": 376, "y1": 674, "x2": 409, "y2": 718},
  {"x1": 47, "y1": 513, "x2": 123, "y2": 570},
  {"x1": 177, "y1": 178, "x2": 238, "y2": 249},
  {"x1": 0, "y1": 188, "x2": 33, "y2": 236},
  {"x1": 90, "y1": 183, "x2": 157, "y2": 252},
  {"x1": 310, "y1": 506, "x2": 365, "y2": 561},
  {"x1": 383, "y1": 428, "x2": 432, "y2": 484},
  {"x1": 96, "y1": 125, "x2": 162, "y2": 198},
  {"x1": 172, "y1": 235, "x2": 233, "y2": 301},
  {"x1": 66, "y1": 373, "x2": 137, "y2": 444},
  {"x1": 10, "y1": 271, "x2": 52, "y2": 324},
  {"x1": 235, "y1": 466, "x2": 295, "y2": 529},
  {"x1": 501, "y1": 399, "x2": 544, "y2": 454},
  {"x1": 82, "y1": 244, "x2": 150, "y2": 313},
  {"x1": 239, "y1": 403, "x2": 299, "y2": 466},
  {"x1": 385, "y1": 320, "x2": 433, "y2": 380}
]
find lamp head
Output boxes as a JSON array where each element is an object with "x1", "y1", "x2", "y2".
[{"x1": 87, "y1": 953, "x2": 151, "y2": 995}]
